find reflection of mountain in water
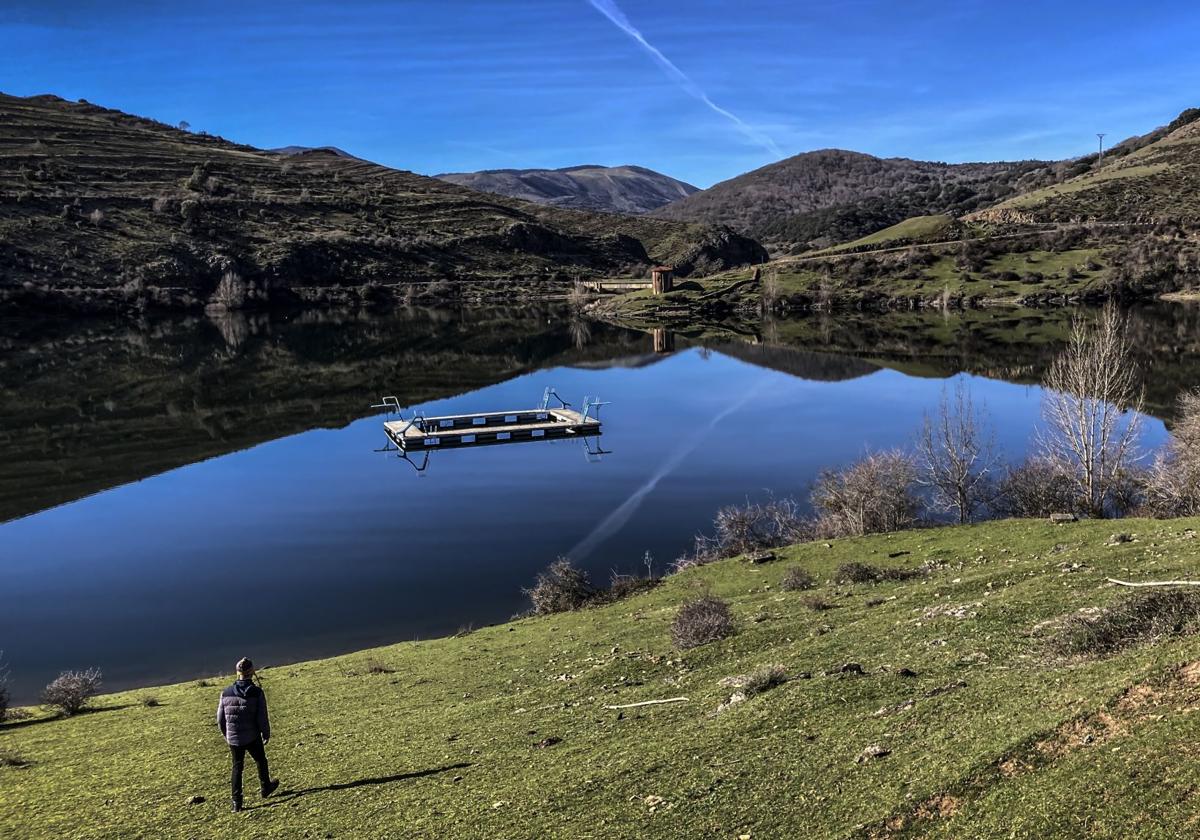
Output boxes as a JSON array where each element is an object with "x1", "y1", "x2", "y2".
[
  {"x1": 689, "y1": 303, "x2": 1200, "y2": 420},
  {"x1": 0, "y1": 307, "x2": 653, "y2": 524},
  {"x1": 711, "y1": 343, "x2": 880, "y2": 382},
  {"x1": 6, "y1": 303, "x2": 1200, "y2": 524}
]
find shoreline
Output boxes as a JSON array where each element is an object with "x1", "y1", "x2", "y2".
[{"x1": 7, "y1": 517, "x2": 1200, "y2": 837}]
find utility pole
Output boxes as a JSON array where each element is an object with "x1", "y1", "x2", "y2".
[{"x1": 1097, "y1": 133, "x2": 1106, "y2": 163}]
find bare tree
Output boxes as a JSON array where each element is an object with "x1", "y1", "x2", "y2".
[
  {"x1": 917, "y1": 380, "x2": 1000, "y2": 524},
  {"x1": 811, "y1": 450, "x2": 920, "y2": 537},
  {"x1": 1039, "y1": 305, "x2": 1144, "y2": 518},
  {"x1": 1144, "y1": 388, "x2": 1200, "y2": 517}
]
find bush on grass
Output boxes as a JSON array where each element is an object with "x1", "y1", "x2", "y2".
[
  {"x1": 42, "y1": 668, "x2": 103, "y2": 716},
  {"x1": 781, "y1": 567, "x2": 817, "y2": 591},
  {"x1": 835, "y1": 561, "x2": 920, "y2": 584},
  {"x1": 672, "y1": 596, "x2": 735, "y2": 650},
  {"x1": 1050, "y1": 590, "x2": 1200, "y2": 658},
  {"x1": 525, "y1": 558, "x2": 597, "y2": 615}
]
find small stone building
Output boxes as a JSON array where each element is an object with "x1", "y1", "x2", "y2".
[{"x1": 651, "y1": 265, "x2": 674, "y2": 294}]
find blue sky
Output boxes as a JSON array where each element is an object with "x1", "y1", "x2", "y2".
[{"x1": 2, "y1": 1, "x2": 1198, "y2": 187}]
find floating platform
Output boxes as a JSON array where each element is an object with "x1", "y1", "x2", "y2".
[{"x1": 383, "y1": 405, "x2": 601, "y2": 451}]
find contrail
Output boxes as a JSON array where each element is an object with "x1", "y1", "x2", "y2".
[
  {"x1": 568, "y1": 375, "x2": 771, "y2": 560},
  {"x1": 586, "y1": 0, "x2": 784, "y2": 159}
]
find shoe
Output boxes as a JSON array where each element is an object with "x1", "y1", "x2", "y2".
[
  {"x1": 231, "y1": 800, "x2": 243, "y2": 813},
  {"x1": 261, "y1": 779, "x2": 280, "y2": 798}
]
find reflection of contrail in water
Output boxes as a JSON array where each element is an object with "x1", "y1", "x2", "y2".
[{"x1": 569, "y1": 376, "x2": 770, "y2": 560}]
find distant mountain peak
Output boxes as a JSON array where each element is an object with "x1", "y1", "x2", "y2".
[
  {"x1": 271, "y1": 145, "x2": 356, "y2": 159},
  {"x1": 436, "y1": 164, "x2": 698, "y2": 215}
]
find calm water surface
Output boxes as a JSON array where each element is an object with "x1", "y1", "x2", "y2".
[{"x1": 1, "y1": 305, "x2": 1189, "y2": 702}]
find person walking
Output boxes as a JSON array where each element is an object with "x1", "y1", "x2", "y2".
[{"x1": 217, "y1": 657, "x2": 280, "y2": 812}]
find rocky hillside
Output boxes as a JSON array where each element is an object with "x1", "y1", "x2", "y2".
[
  {"x1": 652, "y1": 149, "x2": 1072, "y2": 252},
  {"x1": 437, "y1": 164, "x2": 698, "y2": 214},
  {"x1": 0, "y1": 94, "x2": 765, "y2": 312}
]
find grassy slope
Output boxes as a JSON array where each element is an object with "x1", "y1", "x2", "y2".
[
  {"x1": 972, "y1": 116, "x2": 1200, "y2": 223},
  {"x1": 817, "y1": 214, "x2": 959, "y2": 253},
  {"x1": 6, "y1": 519, "x2": 1200, "y2": 838}
]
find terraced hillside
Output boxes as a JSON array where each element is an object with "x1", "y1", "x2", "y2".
[{"x1": 0, "y1": 94, "x2": 765, "y2": 312}]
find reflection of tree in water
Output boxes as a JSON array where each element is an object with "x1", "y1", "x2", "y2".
[
  {"x1": 569, "y1": 316, "x2": 592, "y2": 350},
  {"x1": 743, "y1": 304, "x2": 1200, "y2": 420},
  {"x1": 207, "y1": 310, "x2": 259, "y2": 353}
]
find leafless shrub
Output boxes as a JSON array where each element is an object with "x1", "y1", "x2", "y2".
[
  {"x1": 524, "y1": 558, "x2": 597, "y2": 615},
  {"x1": 140, "y1": 695, "x2": 161, "y2": 707},
  {"x1": 799, "y1": 594, "x2": 833, "y2": 611},
  {"x1": 362, "y1": 657, "x2": 394, "y2": 675},
  {"x1": 743, "y1": 664, "x2": 788, "y2": 695},
  {"x1": 724, "y1": 664, "x2": 789, "y2": 697},
  {"x1": 835, "y1": 561, "x2": 920, "y2": 584},
  {"x1": 1049, "y1": 590, "x2": 1200, "y2": 658},
  {"x1": 42, "y1": 668, "x2": 103, "y2": 716},
  {"x1": 604, "y1": 572, "x2": 660, "y2": 602},
  {"x1": 713, "y1": 497, "x2": 810, "y2": 555},
  {"x1": 208, "y1": 270, "x2": 248, "y2": 310},
  {"x1": 811, "y1": 450, "x2": 921, "y2": 538},
  {"x1": 567, "y1": 281, "x2": 590, "y2": 308},
  {"x1": 762, "y1": 269, "x2": 782, "y2": 308},
  {"x1": 672, "y1": 596, "x2": 735, "y2": 650},
  {"x1": 994, "y1": 457, "x2": 1079, "y2": 518},
  {"x1": 781, "y1": 567, "x2": 816, "y2": 591},
  {"x1": 0, "y1": 750, "x2": 30, "y2": 768},
  {"x1": 917, "y1": 380, "x2": 1000, "y2": 523},
  {"x1": 88, "y1": 208, "x2": 105, "y2": 225},
  {"x1": 671, "y1": 497, "x2": 811, "y2": 572},
  {"x1": 1143, "y1": 388, "x2": 1200, "y2": 517},
  {"x1": 1038, "y1": 306, "x2": 1144, "y2": 518}
]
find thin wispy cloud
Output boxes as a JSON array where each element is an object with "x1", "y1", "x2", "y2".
[{"x1": 585, "y1": 0, "x2": 784, "y2": 159}]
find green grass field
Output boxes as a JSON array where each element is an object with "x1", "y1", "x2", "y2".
[
  {"x1": 6, "y1": 518, "x2": 1200, "y2": 838},
  {"x1": 818, "y1": 214, "x2": 959, "y2": 254}
]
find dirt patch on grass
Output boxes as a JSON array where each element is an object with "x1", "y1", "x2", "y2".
[{"x1": 869, "y1": 658, "x2": 1200, "y2": 837}]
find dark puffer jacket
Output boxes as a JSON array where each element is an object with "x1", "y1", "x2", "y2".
[{"x1": 217, "y1": 679, "x2": 271, "y2": 747}]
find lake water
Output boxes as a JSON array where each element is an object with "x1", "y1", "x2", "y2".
[{"x1": 1, "y1": 304, "x2": 1194, "y2": 703}]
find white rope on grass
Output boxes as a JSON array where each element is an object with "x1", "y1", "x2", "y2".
[
  {"x1": 602, "y1": 697, "x2": 689, "y2": 710},
  {"x1": 1107, "y1": 578, "x2": 1200, "y2": 587}
]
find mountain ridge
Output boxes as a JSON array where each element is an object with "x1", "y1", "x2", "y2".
[
  {"x1": 436, "y1": 164, "x2": 698, "y2": 214},
  {"x1": 652, "y1": 148, "x2": 1070, "y2": 253}
]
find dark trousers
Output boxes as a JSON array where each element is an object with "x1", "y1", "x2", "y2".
[{"x1": 229, "y1": 739, "x2": 271, "y2": 802}]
